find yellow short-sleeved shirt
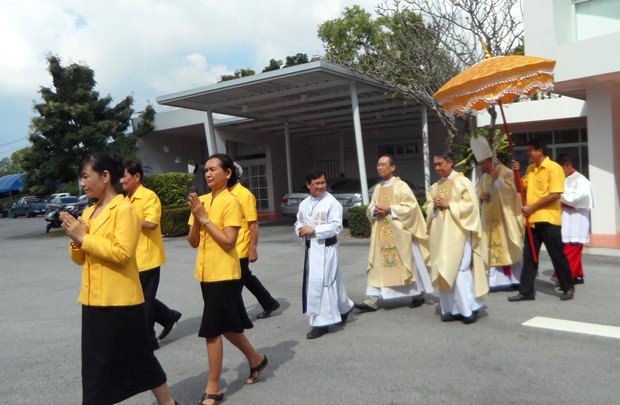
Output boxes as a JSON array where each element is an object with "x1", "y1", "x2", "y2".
[
  {"x1": 126, "y1": 184, "x2": 167, "y2": 271},
  {"x1": 229, "y1": 183, "x2": 258, "y2": 259},
  {"x1": 188, "y1": 189, "x2": 242, "y2": 282},
  {"x1": 522, "y1": 156, "x2": 565, "y2": 225}
]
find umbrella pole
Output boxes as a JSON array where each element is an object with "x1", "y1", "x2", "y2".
[{"x1": 498, "y1": 100, "x2": 538, "y2": 263}]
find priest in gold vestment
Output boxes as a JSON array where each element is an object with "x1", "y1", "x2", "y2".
[
  {"x1": 471, "y1": 136, "x2": 524, "y2": 291},
  {"x1": 424, "y1": 151, "x2": 488, "y2": 324},
  {"x1": 354, "y1": 155, "x2": 433, "y2": 313}
]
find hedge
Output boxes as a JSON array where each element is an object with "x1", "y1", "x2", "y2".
[
  {"x1": 161, "y1": 206, "x2": 191, "y2": 237},
  {"x1": 143, "y1": 172, "x2": 193, "y2": 207},
  {"x1": 142, "y1": 172, "x2": 193, "y2": 236},
  {"x1": 347, "y1": 197, "x2": 428, "y2": 239},
  {"x1": 348, "y1": 205, "x2": 371, "y2": 238}
]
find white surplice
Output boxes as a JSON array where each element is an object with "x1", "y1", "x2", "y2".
[
  {"x1": 561, "y1": 171, "x2": 594, "y2": 244},
  {"x1": 438, "y1": 233, "x2": 484, "y2": 317},
  {"x1": 295, "y1": 192, "x2": 353, "y2": 327}
]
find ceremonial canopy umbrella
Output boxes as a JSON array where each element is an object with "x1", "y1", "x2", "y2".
[{"x1": 433, "y1": 54, "x2": 557, "y2": 263}]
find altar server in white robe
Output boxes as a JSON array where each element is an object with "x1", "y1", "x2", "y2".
[
  {"x1": 295, "y1": 168, "x2": 354, "y2": 339},
  {"x1": 424, "y1": 151, "x2": 489, "y2": 324},
  {"x1": 557, "y1": 154, "x2": 594, "y2": 285}
]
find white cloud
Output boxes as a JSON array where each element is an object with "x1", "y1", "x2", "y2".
[{"x1": 0, "y1": 0, "x2": 381, "y2": 156}]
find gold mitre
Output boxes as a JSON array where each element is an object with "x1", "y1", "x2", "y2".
[{"x1": 470, "y1": 135, "x2": 493, "y2": 162}]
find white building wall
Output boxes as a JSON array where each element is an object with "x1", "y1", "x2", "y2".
[{"x1": 524, "y1": 0, "x2": 620, "y2": 236}]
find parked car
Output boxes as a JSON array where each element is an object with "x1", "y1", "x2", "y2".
[
  {"x1": 46, "y1": 196, "x2": 79, "y2": 213},
  {"x1": 281, "y1": 185, "x2": 310, "y2": 217},
  {"x1": 63, "y1": 194, "x2": 89, "y2": 216},
  {"x1": 330, "y1": 177, "x2": 425, "y2": 221},
  {"x1": 11, "y1": 196, "x2": 47, "y2": 218}
]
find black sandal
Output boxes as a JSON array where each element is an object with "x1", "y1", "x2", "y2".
[
  {"x1": 246, "y1": 354, "x2": 268, "y2": 384},
  {"x1": 197, "y1": 391, "x2": 224, "y2": 404}
]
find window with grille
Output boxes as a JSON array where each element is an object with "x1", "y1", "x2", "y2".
[
  {"x1": 512, "y1": 128, "x2": 589, "y2": 178},
  {"x1": 240, "y1": 163, "x2": 269, "y2": 210}
]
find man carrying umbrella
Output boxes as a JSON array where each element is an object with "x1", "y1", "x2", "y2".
[{"x1": 508, "y1": 139, "x2": 575, "y2": 302}]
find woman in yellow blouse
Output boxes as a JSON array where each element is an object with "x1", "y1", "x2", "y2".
[
  {"x1": 60, "y1": 152, "x2": 177, "y2": 405},
  {"x1": 187, "y1": 153, "x2": 267, "y2": 405}
]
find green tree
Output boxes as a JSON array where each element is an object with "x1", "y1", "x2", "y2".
[
  {"x1": 319, "y1": 5, "x2": 461, "y2": 141},
  {"x1": 0, "y1": 147, "x2": 29, "y2": 176},
  {"x1": 22, "y1": 55, "x2": 151, "y2": 195},
  {"x1": 283, "y1": 53, "x2": 309, "y2": 67},
  {"x1": 262, "y1": 58, "x2": 283, "y2": 72},
  {"x1": 318, "y1": 0, "x2": 523, "y2": 145},
  {"x1": 220, "y1": 68, "x2": 256, "y2": 82}
]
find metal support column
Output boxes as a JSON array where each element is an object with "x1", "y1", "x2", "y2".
[
  {"x1": 350, "y1": 83, "x2": 369, "y2": 204},
  {"x1": 421, "y1": 105, "x2": 431, "y2": 191},
  {"x1": 284, "y1": 122, "x2": 293, "y2": 193}
]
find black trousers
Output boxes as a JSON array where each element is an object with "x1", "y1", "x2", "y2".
[
  {"x1": 519, "y1": 222, "x2": 574, "y2": 296},
  {"x1": 139, "y1": 268, "x2": 177, "y2": 342},
  {"x1": 240, "y1": 258, "x2": 278, "y2": 311}
]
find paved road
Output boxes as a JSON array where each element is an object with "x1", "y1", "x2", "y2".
[{"x1": 1, "y1": 216, "x2": 619, "y2": 404}]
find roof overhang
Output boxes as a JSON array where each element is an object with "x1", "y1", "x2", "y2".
[{"x1": 156, "y1": 61, "x2": 433, "y2": 138}]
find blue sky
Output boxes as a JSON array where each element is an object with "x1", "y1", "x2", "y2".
[{"x1": 0, "y1": 0, "x2": 380, "y2": 159}]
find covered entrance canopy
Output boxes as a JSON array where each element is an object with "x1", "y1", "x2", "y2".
[{"x1": 157, "y1": 61, "x2": 437, "y2": 203}]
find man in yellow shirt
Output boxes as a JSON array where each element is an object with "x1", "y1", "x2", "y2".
[
  {"x1": 507, "y1": 139, "x2": 575, "y2": 302},
  {"x1": 122, "y1": 161, "x2": 182, "y2": 350},
  {"x1": 229, "y1": 163, "x2": 280, "y2": 319}
]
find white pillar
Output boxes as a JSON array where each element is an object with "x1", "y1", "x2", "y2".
[
  {"x1": 587, "y1": 82, "x2": 620, "y2": 235},
  {"x1": 350, "y1": 83, "x2": 369, "y2": 205},
  {"x1": 339, "y1": 132, "x2": 345, "y2": 176},
  {"x1": 284, "y1": 122, "x2": 293, "y2": 193},
  {"x1": 203, "y1": 110, "x2": 217, "y2": 155},
  {"x1": 421, "y1": 105, "x2": 431, "y2": 191}
]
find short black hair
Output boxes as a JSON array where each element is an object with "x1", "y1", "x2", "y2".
[
  {"x1": 434, "y1": 150, "x2": 454, "y2": 162},
  {"x1": 528, "y1": 138, "x2": 547, "y2": 155},
  {"x1": 378, "y1": 154, "x2": 396, "y2": 166},
  {"x1": 207, "y1": 153, "x2": 238, "y2": 188},
  {"x1": 557, "y1": 154, "x2": 573, "y2": 166},
  {"x1": 305, "y1": 168, "x2": 326, "y2": 184},
  {"x1": 123, "y1": 160, "x2": 144, "y2": 181},
  {"x1": 80, "y1": 152, "x2": 124, "y2": 185}
]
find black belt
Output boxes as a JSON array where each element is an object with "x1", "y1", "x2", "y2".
[{"x1": 305, "y1": 236, "x2": 337, "y2": 248}]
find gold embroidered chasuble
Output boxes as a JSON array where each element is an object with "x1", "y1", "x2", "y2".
[
  {"x1": 424, "y1": 172, "x2": 488, "y2": 298},
  {"x1": 366, "y1": 177, "x2": 430, "y2": 288},
  {"x1": 476, "y1": 163, "x2": 524, "y2": 267}
]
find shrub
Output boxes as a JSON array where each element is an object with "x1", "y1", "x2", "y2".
[
  {"x1": 161, "y1": 206, "x2": 191, "y2": 237},
  {"x1": 348, "y1": 205, "x2": 371, "y2": 238},
  {"x1": 143, "y1": 172, "x2": 192, "y2": 207}
]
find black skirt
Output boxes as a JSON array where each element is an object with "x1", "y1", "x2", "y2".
[
  {"x1": 199, "y1": 279, "x2": 253, "y2": 339},
  {"x1": 82, "y1": 305, "x2": 167, "y2": 405}
]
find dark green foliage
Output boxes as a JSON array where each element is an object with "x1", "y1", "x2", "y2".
[
  {"x1": 348, "y1": 205, "x2": 371, "y2": 238},
  {"x1": 220, "y1": 68, "x2": 256, "y2": 82},
  {"x1": 142, "y1": 172, "x2": 192, "y2": 207},
  {"x1": 262, "y1": 58, "x2": 283, "y2": 72},
  {"x1": 160, "y1": 206, "x2": 191, "y2": 237},
  {"x1": 284, "y1": 53, "x2": 309, "y2": 67},
  {"x1": 22, "y1": 56, "x2": 153, "y2": 195}
]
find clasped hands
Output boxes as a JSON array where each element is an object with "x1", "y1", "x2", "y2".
[
  {"x1": 374, "y1": 204, "x2": 391, "y2": 217},
  {"x1": 60, "y1": 211, "x2": 87, "y2": 247},
  {"x1": 188, "y1": 193, "x2": 208, "y2": 223},
  {"x1": 298, "y1": 225, "x2": 314, "y2": 237},
  {"x1": 433, "y1": 196, "x2": 449, "y2": 210}
]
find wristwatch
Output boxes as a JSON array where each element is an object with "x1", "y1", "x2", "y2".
[{"x1": 202, "y1": 218, "x2": 211, "y2": 227}]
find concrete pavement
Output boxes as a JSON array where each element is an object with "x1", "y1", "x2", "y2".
[{"x1": 1, "y1": 216, "x2": 619, "y2": 404}]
